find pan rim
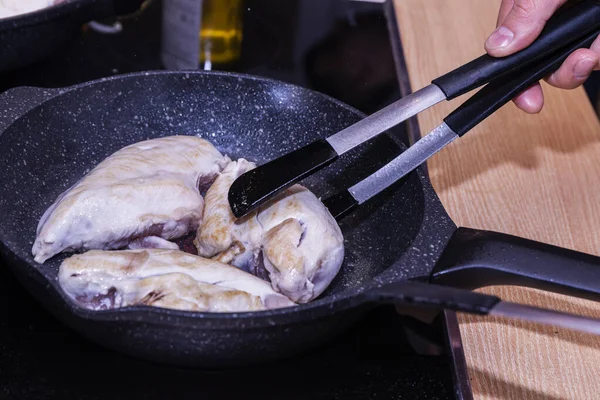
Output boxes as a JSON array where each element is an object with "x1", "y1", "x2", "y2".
[{"x1": 0, "y1": 69, "x2": 437, "y2": 328}]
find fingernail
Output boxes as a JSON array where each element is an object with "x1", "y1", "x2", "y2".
[
  {"x1": 485, "y1": 26, "x2": 514, "y2": 50},
  {"x1": 573, "y1": 58, "x2": 597, "y2": 79}
]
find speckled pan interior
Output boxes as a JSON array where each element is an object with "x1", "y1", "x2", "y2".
[
  {"x1": 1, "y1": 70, "x2": 428, "y2": 296},
  {"x1": 0, "y1": 71, "x2": 455, "y2": 366}
]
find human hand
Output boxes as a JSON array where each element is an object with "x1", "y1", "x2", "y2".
[{"x1": 485, "y1": 0, "x2": 600, "y2": 113}]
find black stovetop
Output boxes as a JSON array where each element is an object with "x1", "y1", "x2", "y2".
[{"x1": 0, "y1": 1, "x2": 456, "y2": 398}]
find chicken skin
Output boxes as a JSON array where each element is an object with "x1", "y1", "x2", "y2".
[
  {"x1": 58, "y1": 249, "x2": 295, "y2": 312},
  {"x1": 195, "y1": 159, "x2": 345, "y2": 303},
  {"x1": 194, "y1": 159, "x2": 262, "y2": 272},
  {"x1": 33, "y1": 136, "x2": 230, "y2": 264}
]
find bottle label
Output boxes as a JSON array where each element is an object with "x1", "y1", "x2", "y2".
[{"x1": 161, "y1": 0, "x2": 202, "y2": 70}]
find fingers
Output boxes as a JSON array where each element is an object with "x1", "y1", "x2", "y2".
[
  {"x1": 511, "y1": 40, "x2": 600, "y2": 113},
  {"x1": 485, "y1": 0, "x2": 568, "y2": 57},
  {"x1": 495, "y1": 0, "x2": 516, "y2": 27},
  {"x1": 546, "y1": 48, "x2": 600, "y2": 90},
  {"x1": 487, "y1": 2, "x2": 600, "y2": 113},
  {"x1": 511, "y1": 38, "x2": 600, "y2": 113},
  {"x1": 593, "y1": 34, "x2": 600, "y2": 70},
  {"x1": 513, "y1": 83, "x2": 544, "y2": 114}
]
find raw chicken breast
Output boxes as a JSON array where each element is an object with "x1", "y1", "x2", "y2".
[
  {"x1": 194, "y1": 159, "x2": 263, "y2": 271},
  {"x1": 32, "y1": 136, "x2": 230, "y2": 264},
  {"x1": 58, "y1": 249, "x2": 295, "y2": 312},
  {"x1": 258, "y1": 185, "x2": 345, "y2": 303},
  {"x1": 195, "y1": 158, "x2": 345, "y2": 303}
]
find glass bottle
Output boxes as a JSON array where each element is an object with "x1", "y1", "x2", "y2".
[
  {"x1": 161, "y1": 0, "x2": 244, "y2": 71},
  {"x1": 199, "y1": 0, "x2": 244, "y2": 69}
]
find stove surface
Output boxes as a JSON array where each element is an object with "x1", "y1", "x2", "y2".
[{"x1": 0, "y1": 1, "x2": 456, "y2": 398}]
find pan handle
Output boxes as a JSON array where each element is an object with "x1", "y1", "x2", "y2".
[
  {"x1": 365, "y1": 280, "x2": 501, "y2": 315},
  {"x1": 364, "y1": 281, "x2": 600, "y2": 335},
  {"x1": 431, "y1": 227, "x2": 600, "y2": 301},
  {"x1": 0, "y1": 87, "x2": 59, "y2": 134}
]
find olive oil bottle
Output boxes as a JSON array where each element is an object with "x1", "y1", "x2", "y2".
[
  {"x1": 161, "y1": 0, "x2": 244, "y2": 70},
  {"x1": 199, "y1": 0, "x2": 244, "y2": 68}
]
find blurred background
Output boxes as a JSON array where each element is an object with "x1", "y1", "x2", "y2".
[
  {"x1": 0, "y1": 0, "x2": 404, "y2": 116},
  {"x1": 0, "y1": 0, "x2": 598, "y2": 117}
]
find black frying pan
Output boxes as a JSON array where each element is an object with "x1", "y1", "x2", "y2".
[
  {"x1": 0, "y1": 71, "x2": 599, "y2": 368},
  {"x1": 0, "y1": 0, "x2": 145, "y2": 72}
]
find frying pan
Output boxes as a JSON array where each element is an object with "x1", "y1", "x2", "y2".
[
  {"x1": 1, "y1": 71, "x2": 600, "y2": 368},
  {"x1": 0, "y1": 0, "x2": 145, "y2": 72}
]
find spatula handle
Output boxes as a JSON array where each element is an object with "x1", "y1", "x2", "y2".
[
  {"x1": 432, "y1": 0, "x2": 600, "y2": 100},
  {"x1": 443, "y1": 29, "x2": 599, "y2": 137}
]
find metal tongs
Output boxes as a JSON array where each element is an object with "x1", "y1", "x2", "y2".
[
  {"x1": 228, "y1": 0, "x2": 600, "y2": 219},
  {"x1": 223, "y1": 2, "x2": 600, "y2": 337}
]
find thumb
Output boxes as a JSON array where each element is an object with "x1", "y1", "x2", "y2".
[{"x1": 485, "y1": 0, "x2": 567, "y2": 57}]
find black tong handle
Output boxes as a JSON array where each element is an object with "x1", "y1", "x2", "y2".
[
  {"x1": 432, "y1": 0, "x2": 600, "y2": 100},
  {"x1": 444, "y1": 29, "x2": 599, "y2": 136}
]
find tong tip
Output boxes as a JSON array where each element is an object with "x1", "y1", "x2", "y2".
[{"x1": 227, "y1": 139, "x2": 339, "y2": 219}]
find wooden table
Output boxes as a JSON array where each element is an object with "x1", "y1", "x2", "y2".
[{"x1": 392, "y1": 0, "x2": 600, "y2": 399}]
